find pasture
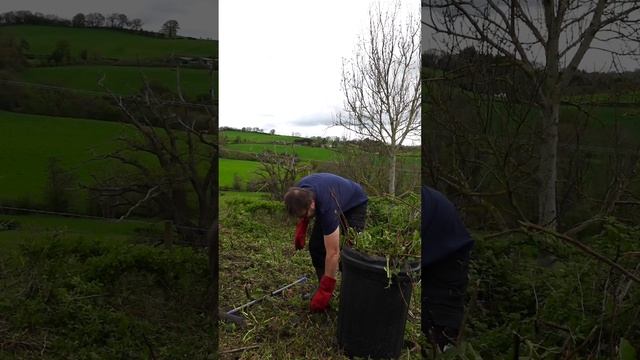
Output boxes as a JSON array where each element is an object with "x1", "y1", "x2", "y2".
[
  {"x1": 0, "y1": 25, "x2": 217, "y2": 60},
  {"x1": 20, "y1": 65, "x2": 214, "y2": 98}
]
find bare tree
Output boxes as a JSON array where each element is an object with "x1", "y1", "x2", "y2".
[
  {"x1": 90, "y1": 80, "x2": 218, "y2": 244},
  {"x1": 337, "y1": 1, "x2": 421, "y2": 195},
  {"x1": 130, "y1": 18, "x2": 143, "y2": 31},
  {"x1": 161, "y1": 20, "x2": 180, "y2": 38},
  {"x1": 85, "y1": 13, "x2": 105, "y2": 27},
  {"x1": 106, "y1": 13, "x2": 119, "y2": 28},
  {"x1": 255, "y1": 151, "x2": 308, "y2": 200},
  {"x1": 422, "y1": 0, "x2": 640, "y2": 228},
  {"x1": 116, "y1": 14, "x2": 129, "y2": 29},
  {"x1": 72, "y1": 13, "x2": 85, "y2": 27}
]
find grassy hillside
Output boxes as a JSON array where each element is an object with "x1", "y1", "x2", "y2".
[
  {"x1": 0, "y1": 25, "x2": 217, "y2": 59},
  {"x1": 221, "y1": 130, "x2": 303, "y2": 144},
  {"x1": 0, "y1": 111, "x2": 138, "y2": 207},
  {"x1": 219, "y1": 159, "x2": 262, "y2": 189},
  {"x1": 226, "y1": 143, "x2": 338, "y2": 162},
  {"x1": 21, "y1": 65, "x2": 214, "y2": 97}
]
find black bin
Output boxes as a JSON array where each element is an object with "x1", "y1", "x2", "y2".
[{"x1": 337, "y1": 246, "x2": 419, "y2": 359}]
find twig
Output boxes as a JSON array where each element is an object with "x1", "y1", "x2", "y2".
[
  {"x1": 118, "y1": 185, "x2": 160, "y2": 222},
  {"x1": 219, "y1": 344, "x2": 259, "y2": 354},
  {"x1": 519, "y1": 222, "x2": 640, "y2": 285}
]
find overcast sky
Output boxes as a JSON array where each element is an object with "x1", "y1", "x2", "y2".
[
  {"x1": 220, "y1": 0, "x2": 420, "y2": 140},
  {"x1": 0, "y1": 0, "x2": 218, "y2": 39},
  {"x1": 421, "y1": 4, "x2": 640, "y2": 72}
]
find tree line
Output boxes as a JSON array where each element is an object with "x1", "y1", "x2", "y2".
[{"x1": 0, "y1": 10, "x2": 181, "y2": 38}]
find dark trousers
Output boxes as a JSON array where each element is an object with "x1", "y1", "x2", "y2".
[
  {"x1": 308, "y1": 202, "x2": 367, "y2": 281},
  {"x1": 422, "y1": 246, "x2": 471, "y2": 349}
]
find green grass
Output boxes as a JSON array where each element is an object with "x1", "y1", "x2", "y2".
[
  {"x1": 0, "y1": 25, "x2": 216, "y2": 60},
  {"x1": 0, "y1": 111, "x2": 132, "y2": 208},
  {"x1": 21, "y1": 65, "x2": 214, "y2": 98},
  {"x1": 218, "y1": 197, "x2": 422, "y2": 358},
  {"x1": 219, "y1": 159, "x2": 262, "y2": 188},
  {"x1": 226, "y1": 143, "x2": 338, "y2": 162},
  {"x1": 568, "y1": 91, "x2": 640, "y2": 105},
  {"x1": 0, "y1": 110, "x2": 220, "y2": 211},
  {"x1": 222, "y1": 130, "x2": 303, "y2": 144},
  {"x1": 219, "y1": 191, "x2": 269, "y2": 200},
  {"x1": 0, "y1": 214, "x2": 159, "y2": 254}
]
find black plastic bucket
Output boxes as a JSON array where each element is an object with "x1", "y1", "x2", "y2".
[{"x1": 337, "y1": 246, "x2": 420, "y2": 359}]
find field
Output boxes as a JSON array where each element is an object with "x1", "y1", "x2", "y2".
[
  {"x1": 219, "y1": 159, "x2": 263, "y2": 189},
  {"x1": 226, "y1": 143, "x2": 339, "y2": 162},
  {"x1": 222, "y1": 130, "x2": 302, "y2": 144},
  {"x1": 0, "y1": 25, "x2": 216, "y2": 59},
  {"x1": 20, "y1": 65, "x2": 214, "y2": 98},
  {"x1": 0, "y1": 111, "x2": 128, "y2": 207}
]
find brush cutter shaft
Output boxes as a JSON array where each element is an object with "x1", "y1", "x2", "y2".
[{"x1": 226, "y1": 276, "x2": 308, "y2": 315}]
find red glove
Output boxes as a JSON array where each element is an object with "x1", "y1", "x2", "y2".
[
  {"x1": 294, "y1": 216, "x2": 309, "y2": 250},
  {"x1": 310, "y1": 275, "x2": 336, "y2": 312}
]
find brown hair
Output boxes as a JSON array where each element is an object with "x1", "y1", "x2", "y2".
[{"x1": 284, "y1": 187, "x2": 314, "y2": 217}]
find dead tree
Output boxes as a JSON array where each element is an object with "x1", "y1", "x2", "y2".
[{"x1": 422, "y1": 0, "x2": 640, "y2": 228}]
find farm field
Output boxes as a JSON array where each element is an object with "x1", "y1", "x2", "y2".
[
  {"x1": 221, "y1": 130, "x2": 302, "y2": 144},
  {"x1": 218, "y1": 159, "x2": 263, "y2": 189},
  {"x1": 20, "y1": 65, "x2": 214, "y2": 98},
  {"x1": 0, "y1": 111, "x2": 128, "y2": 206},
  {"x1": 0, "y1": 25, "x2": 217, "y2": 60},
  {"x1": 226, "y1": 143, "x2": 339, "y2": 162}
]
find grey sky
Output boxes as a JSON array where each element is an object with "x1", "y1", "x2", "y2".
[
  {"x1": 421, "y1": 4, "x2": 640, "y2": 72},
  {"x1": 0, "y1": 0, "x2": 218, "y2": 39},
  {"x1": 220, "y1": 0, "x2": 420, "y2": 142}
]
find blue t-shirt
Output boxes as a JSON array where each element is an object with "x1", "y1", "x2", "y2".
[
  {"x1": 298, "y1": 173, "x2": 368, "y2": 235},
  {"x1": 421, "y1": 186, "x2": 474, "y2": 266}
]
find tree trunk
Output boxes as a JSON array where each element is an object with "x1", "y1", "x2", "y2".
[
  {"x1": 389, "y1": 150, "x2": 397, "y2": 196},
  {"x1": 538, "y1": 100, "x2": 559, "y2": 229}
]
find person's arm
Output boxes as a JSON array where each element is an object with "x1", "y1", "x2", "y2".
[
  {"x1": 323, "y1": 226, "x2": 340, "y2": 278},
  {"x1": 310, "y1": 226, "x2": 340, "y2": 312}
]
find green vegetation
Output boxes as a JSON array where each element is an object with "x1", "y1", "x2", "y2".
[
  {"x1": 20, "y1": 66, "x2": 214, "y2": 98},
  {"x1": 0, "y1": 223, "x2": 215, "y2": 358},
  {"x1": 218, "y1": 196, "x2": 422, "y2": 358},
  {"x1": 0, "y1": 25, "x2": 216, "y2": 60},
  {"x1": 221, "y1": 130, "x2": 302, "y2": 144},
  {"x1": 453, "y1": 221, "x2": 640, "y2": 358},
  {"x1": 219, "y1": 159, "x2": 262, "y2": 189},
  {"x1": 349, "y1": 194, "x2": 420, "y2": 262},
  {"x1": 226, "y1": 143, "x2": 338, "y2": 162},
  {"x1": 0, "y1": 111, "x2": 128, "y2": 207}
]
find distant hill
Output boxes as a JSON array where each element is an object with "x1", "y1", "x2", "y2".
[{"x1": 0, "y1": 25, "x2": 217, "y2": 60}]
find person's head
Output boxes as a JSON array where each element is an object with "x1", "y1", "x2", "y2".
[{"x1": 284, "y1": 187, "x2": 315, "y2": 218}]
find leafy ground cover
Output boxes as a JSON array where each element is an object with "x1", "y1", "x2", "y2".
[
  {"x1": 0, "y1": 215, "x2": 216, "y2": 359},
  {"x1": 218, "y1": 193, "x2": 422, "y2": 359},
  {"x1": 443, "y1": 220, "x2": 640, "y2": 359}
]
